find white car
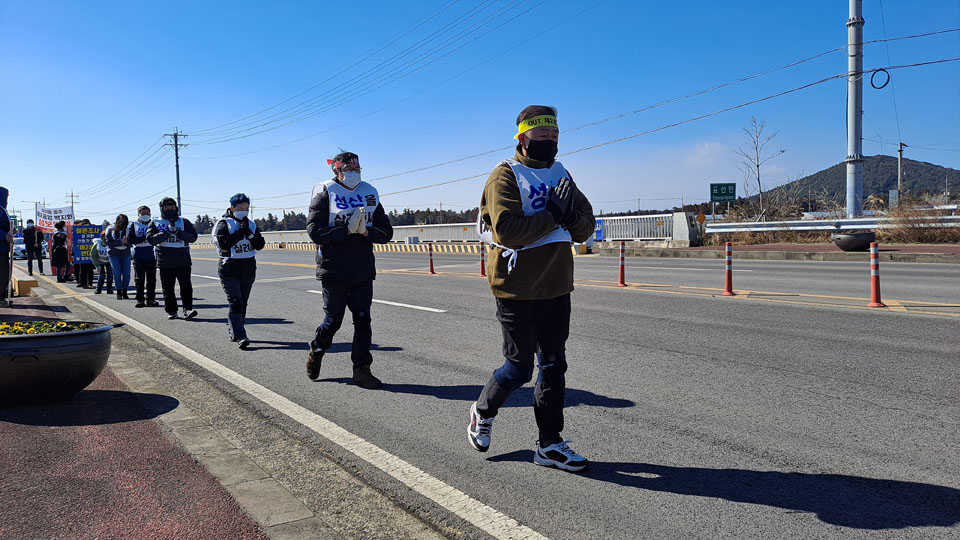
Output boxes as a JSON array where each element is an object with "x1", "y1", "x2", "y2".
[{"x1": 12, "y1": 237, "x2": 48, "y2": 259}]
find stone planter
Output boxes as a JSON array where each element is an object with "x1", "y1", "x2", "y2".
[
  {"x1": 0, "y1": 323, "x2": 112, "y2": 406},
  {"x1": 832, "y1": 232, "x2": 876, "y2": 252}
]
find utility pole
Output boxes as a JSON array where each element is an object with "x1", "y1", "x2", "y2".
[
  {"x1": 65, "y1": 188, "x2": 78, "y2": 219},
  {"x1": 439, "y1": 199, "x2": 443, "y2": 224},
  {"x1": 164, "y1": 129, "x2": 188, "y2": 214},
  {"x1": 637, "y1": 196, "x2": 641, "y2": 215},
  {"x1": 897, "y1": 142, "x2": 908, "y2": 192},
  {"x1": 845, "y1": 0, "x2": 865, "y2": 218}
]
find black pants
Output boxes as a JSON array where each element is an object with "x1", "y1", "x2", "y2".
[
  {"x1": 476, "y1": 294, "x2": 571, "y2": 444},
  {"x1": 0, "y1": 252, "x2": 8, "y2": 300},
  {"x1": 96, "y1": 263, "x2": 113, "y2": 292},
  {"x1": 134, "y1": 259, "x2": 157, "y2": 303},
  {"x1": 218, "y1": 258, "x2": 256, "y2": 341},
  {"x1": 159, "y1": 266, "x2": 193, "y2": 314},
  {"x1": 313, "y1": 280, "x2": 373, "y2": 368},
  {"x1": 26, "y1": 248, "x2": 43, "y2": 275},
  {"x1": 75, "y1": 263, "x2": 93, "y2": 287}
]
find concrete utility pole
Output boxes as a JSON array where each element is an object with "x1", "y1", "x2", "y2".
[
  {"x1": 65, "y1": 189, "x2": 78, "y2": 218},
  {"x1": 845, "y1": 0, "x2": 865, "y2": 218},
  {"x1": 164, "y1": 129, "x2": 188, "y2": 214},
  {"x1": 897, "y1": 142, "x2": 908, "y2": 192}
]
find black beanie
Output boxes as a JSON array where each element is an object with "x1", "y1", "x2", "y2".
[
  {"x1": 137, "y1": 205, "x2": 150, "y2": 214},
  {"x1": 159, "y1": 197, "x2": 177, "y2": 210}
]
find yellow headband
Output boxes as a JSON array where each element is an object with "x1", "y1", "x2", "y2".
[{"x1": 514, "y1": 115, "x2": 558, "y2": 139}]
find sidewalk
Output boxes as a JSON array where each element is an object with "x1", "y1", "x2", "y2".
[{"x1": 0, "y1": 292, "x2": 269, "y2": 540}]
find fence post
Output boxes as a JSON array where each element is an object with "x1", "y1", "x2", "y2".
[
  {"x1": 617, "y1": 241, "x2": 626, "y2": 287},
  {"x1": 868, "y1": 241, "x2": 885, "y2": 307},
  {"x1": 479, "y1": 242, "x2": 486, "y2": 277},
  {"x1": 722, "y1": 242, "x2": 735, "y2": 296},
  {"x1": 428, "y1": 243, "x2": 436, "y2": 275}
]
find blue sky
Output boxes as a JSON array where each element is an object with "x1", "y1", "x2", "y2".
[{"x1": 1, "y1": 0, "x2": 958, "y2": 222}]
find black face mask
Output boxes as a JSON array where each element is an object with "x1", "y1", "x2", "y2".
[
  {"x1": 524, "y1": 139, "x2": 558, "y2": 162},
  {"x1": 162, "y1": 209, "x2": 178, "y2": 220}
]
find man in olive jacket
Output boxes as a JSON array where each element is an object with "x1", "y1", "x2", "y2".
[{"x1": 468, "y1": 105, "x2": 595, "y2": 472}]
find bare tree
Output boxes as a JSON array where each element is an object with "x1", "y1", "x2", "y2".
[{"x1": 734, "y1": 117, "x2": 785, "y2": 220}]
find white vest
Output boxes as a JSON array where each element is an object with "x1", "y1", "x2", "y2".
[
  {"x1": 322, "y1": 179, "x2": 379, "y2": 227},
  {"x1": 212, "y1": 217, "x2": 257, "y2": 259},
  {"x1": 154, "y1": 217, "x2": 186, "y2": 248},
  {"x1": 94, "y1": 238, "x2": 109, "y2": 259},
  {"x1": 477, "y1": 159, "x2": 573, "y2": 272},
  {"x1": 133, "y1": 220, "x2": 151, "y2": 247}
]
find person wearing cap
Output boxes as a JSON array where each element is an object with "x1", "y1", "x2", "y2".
[
  {"x1": 213, "y1": 193, "x2": 266, "y2": 349},
  {"x1": 147, "y1": 197, "x2": 199, "y2": 319},
  {"x1": 127, "y1": 205, "x2": 159, "y2": 307},
  {"x1": 467, "y1": 105, "x2": 595, "y2": 472},
  {"x1": 23, "y1": 219, "x2": 45, "y2": 276},
  {"x1": 305, "y1": 151, "x2": 393, "y2": 389}
]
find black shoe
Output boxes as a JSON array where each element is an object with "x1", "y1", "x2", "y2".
[
  {"x1": 238, "y1": 338, "x2": 250, "y2": 350},
  {"x1": 147, "y1": 300, "x2": 160, "y2": 307},
  {"x1": 183, "y1": 309, "x2": 198, "y2": 320},
  {"x1": 306, "y1": 342, "x2": 323, "y2": 380},
  {"x1": 123, "y1": 290, "x2": 130, "y2": 299},
  {"x1": 95, "y1": 289, "x2": 102, "y2": 294},
  {"x1": 352, "y1": 365, "x2": 382, "y2": 390},
  {"x1": 134, "y1": 302, "x2": 145, "y2": 308},
  {"x1": 116, "y1": 292, "x2": 123, "y2": 300}
]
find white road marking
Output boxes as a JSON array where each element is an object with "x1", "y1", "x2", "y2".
[
  {"x1": 603, "y1": 265, "x2": 752, "y2": 272},
  {"x1": 306, "y1": 291, "x2": 447, "y2": 313},
  {"x1": 41, "y1": 277, "x2": 543, "y2": 540},
  {"x1": 191, "y1": 274, "x2": 221, "y2": 280}
]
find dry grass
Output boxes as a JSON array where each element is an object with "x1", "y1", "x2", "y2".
[{"x1": 877, "y1": 206, "x2": 960, "y2": 244}]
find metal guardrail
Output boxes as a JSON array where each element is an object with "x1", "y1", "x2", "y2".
[
  {"x1": 596, "y1": 214, "x2": 673, "y2": 241},
  {"x1": 705, "y1": 215, "x2": 960, "y2": 233}
]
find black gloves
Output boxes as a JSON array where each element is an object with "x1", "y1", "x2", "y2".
[
  {"x1": 546, "y1": 177, "x2": 575, "y2": 225},
  {"x1": 240, "y1": 217, "x2": 251, "y2": 235}
]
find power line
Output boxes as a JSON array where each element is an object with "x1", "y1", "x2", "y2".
[
  {"x1": 878, "y1": 0, "x2": 903, "y2": 142},
  {"x1": 75, "y1": 136, "x2": 166, "y2": 196}
]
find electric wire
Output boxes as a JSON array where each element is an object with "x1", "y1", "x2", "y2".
[{"x1": 878, "y1": 0, "x2": 903, "y2": 142}]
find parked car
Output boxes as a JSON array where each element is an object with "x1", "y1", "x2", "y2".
[{"x1": 11, "y1": 237, "x2": 47, "y2": 259}]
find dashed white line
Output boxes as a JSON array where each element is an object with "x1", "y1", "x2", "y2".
[
  {"x1": 191, "y1": 274, "x2": 221, "y2": 280},
  {"x1": 306, "y1": 291, "x2": 447, "y2": 313}
]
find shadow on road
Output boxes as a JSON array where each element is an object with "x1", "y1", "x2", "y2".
[
  {"x1": 189, "y1": 317, "x2": 295, "y2": 325},
  {"x1": 487, "y1": 451, "x2": 960, "y2": 529},
  {"x1": 315, "y1": 380, "x2": 633, "y2": 408},
  {"x1": 0, "y1": 390, "x2": 179, "y2": 427}
]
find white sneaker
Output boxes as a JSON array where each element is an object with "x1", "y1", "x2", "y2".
[
  {"x1": 467, "y1": 402, "x2": 495, "y2": 452},
  {"x1": 167, "y1": 311, "x2": 178, "y2": 320},
  {"x1": 183, "y1": 309, "x2": 198, "y2": 320},
  {"x1": 534, "y1": 440, "x2": 588, "y2": 472}
]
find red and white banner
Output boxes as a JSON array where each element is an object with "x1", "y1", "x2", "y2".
[{"x1": 36, "y1": 204, "x2": 74, "y2": 233}]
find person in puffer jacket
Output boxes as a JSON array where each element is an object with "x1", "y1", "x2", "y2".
[
  {"x1": 126, "y1": 205, "x2": 159, "y2": 307},
  {"x1": 146, "y1": 197, "x2": 199, "y2": 320},
  {"x1": 213, "y1": 193, "x2": 265, "y2": 350},
  {"x1": 304, "y1": 150, "x2": 393, "y2": 389}
]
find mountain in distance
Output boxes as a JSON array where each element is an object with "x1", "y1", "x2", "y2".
[{"x1": 767, "y1": 155, "x2": 957, "y2": 201}]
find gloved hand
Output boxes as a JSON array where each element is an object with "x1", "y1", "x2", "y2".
[
  {"x1": 240, "y1": 217, "x2": 251, "y2": 235},
  {"x1": 545, "y1": 177, "x2": 574, "y2": 223},
  {"x1": 346, "y1": 207, "x2": 366, "y2": 235}
]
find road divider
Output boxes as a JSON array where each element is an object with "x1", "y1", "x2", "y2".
[
  {"x1": 428, "y1": 243, "x2": 436, "y2": 275},
  {"x1": 868, "y1": 242, "x2": 886, "y2": 308},
  {"x1": 722, "y1": 242, "x2": 735, "y2": 296}
]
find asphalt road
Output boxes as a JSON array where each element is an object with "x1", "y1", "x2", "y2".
[{"x1": 29, "y1": 251, "x2": 960, "y2": 539}]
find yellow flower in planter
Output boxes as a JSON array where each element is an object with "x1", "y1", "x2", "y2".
[
  {"x1": 26, "y1": 328, "x2": 36, "y2": 334},
  {"x1": 0, "y1": 331, "x2": 6, "y2": 335},
  {"x1": 56, "y1": 322, "x2": 67, "y2": 328}
]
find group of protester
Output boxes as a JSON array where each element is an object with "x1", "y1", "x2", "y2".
[{"x1": 3, "y1": 105, "x2": 596, "y2": 472}]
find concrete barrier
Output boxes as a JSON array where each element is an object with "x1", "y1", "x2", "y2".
[{"x1": 12, "y1": 272, "x2": 38, "y2": 297}]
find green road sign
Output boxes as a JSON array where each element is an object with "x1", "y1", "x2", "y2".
[{"x1": 710, "y1": 183, "x2": 736, "y2": 202}]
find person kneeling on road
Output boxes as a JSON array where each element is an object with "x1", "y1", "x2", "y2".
[
  {"x1": 213, "y1": 193, "x2": 265, "y2": 350},
  {"x1": 305, "y1": 151, "x2": 393, "y2": 389},
  {"x1": 147, "y1": 197, "x2": 199, "y2": 320}
]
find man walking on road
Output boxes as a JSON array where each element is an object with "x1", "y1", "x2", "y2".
[
  {"x1": 213, "y1": 193, "x2": 265, "y2": 349},
  {"x1": 23, "y1": 220, "x2": 44, "y2": 276},
  {"x1": 147, "y1": 197, "x2": 199, "y2": 320},
  {"x1": 468, "y1": 105, "x2": 595, "y2": 472},
  {"x1": 305, "y1": 151, "x2": 393, "y2": 389},
  {"x1": 128, "y1": 205, "x2": 159, "y2": 308}
]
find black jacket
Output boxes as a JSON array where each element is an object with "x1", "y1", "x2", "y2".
[
  {"x1": 146, "y1": 218, "x2": 198, "y2": 268},
  {"x1": 214, "y1": 211, "x2": 266, "y2": 259},
  {"x1": 306, "y1": 180, "x2": 393, "y2": 283},
  {"x1": 23, "y1": 228, "x2": 44, "y2": 250}
]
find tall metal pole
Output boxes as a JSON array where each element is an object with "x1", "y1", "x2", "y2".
[
  {"x1": 845, "y1": 0, "x2": 865, "y2": 218},
  {"x1": 897, "y1": 142, "x2": 907, "y2": 192}
]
